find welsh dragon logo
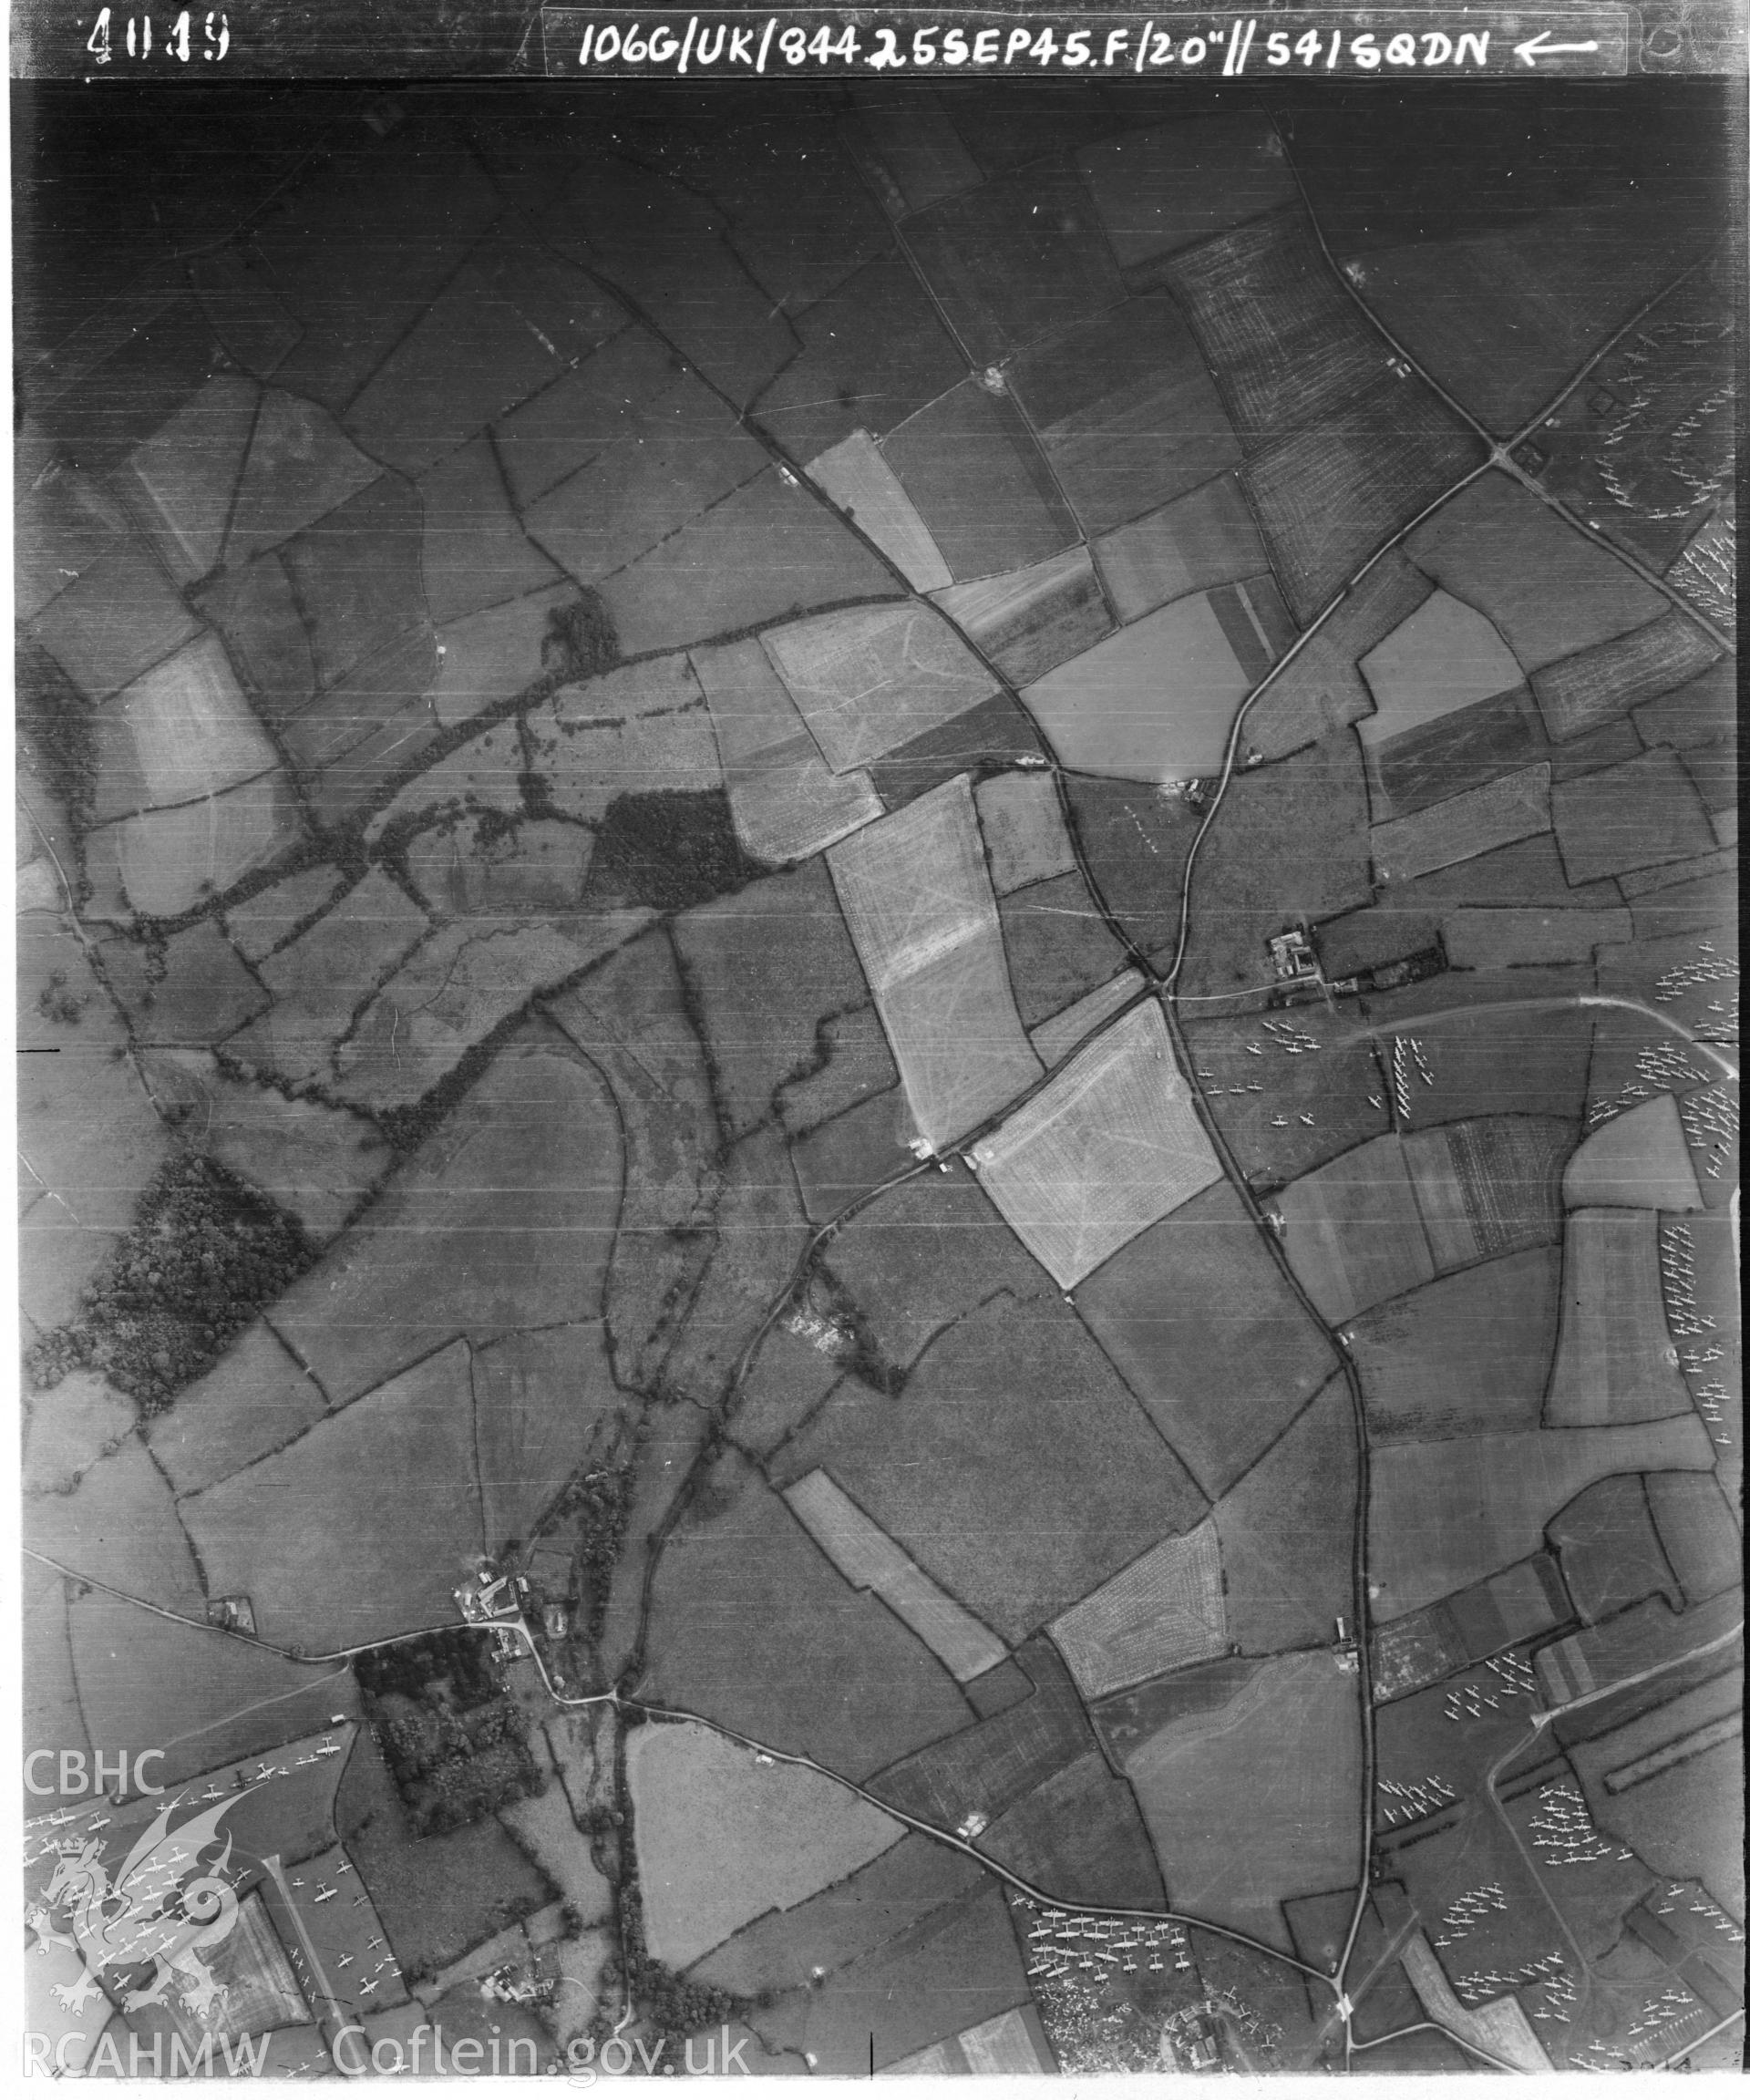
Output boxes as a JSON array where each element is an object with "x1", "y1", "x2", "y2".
[{"x1": 26, "y1": 1789, "x2": 256, "y2": 2026}]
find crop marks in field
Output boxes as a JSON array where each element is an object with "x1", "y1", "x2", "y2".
[
  {"x1": 1401, "y1": 1114, "x2": 1573, "y2": 1270},
  {"x1": 1047, "y1": 1517, "x2": 1227, "y2": 1701},
  {"x1": 764, "y1": 602, "x2": 996, "y2": 776},
  {"x1": 829, "y1": 774, "x2": 1041, "y2": 1150},
  {"x1": 971, "y1": 1000, "x2": 1222, "y2": 1289}
]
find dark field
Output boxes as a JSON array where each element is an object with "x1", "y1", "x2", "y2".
[
  {"x1": 639, "y1": 1450, "x2": 976, "y2": 1783},
  {"x1": 772, "y1": 1295, "x2": 1210, "y2": 1642},
  {"x1": 1075, "y1": 1179, "x2": 1337, "y2": 1499},
  {"x1": 1212, "y1": 1376, "x2": 1358, "y2": 1654},
  {"x1": 1062, "y1": 774, "x2": 1200, "y2": 962},
  {"x1": 1352, "y1": 1247, "x2": 1561, "y2": 1446},
  {"x1": 997, "y1": 870, "x2": 1133, "y2": 1028},
  {"x1": 1548, "y1": 1473, "x2": 1683, "y2": 1626}
]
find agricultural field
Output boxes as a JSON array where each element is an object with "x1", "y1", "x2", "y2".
[
  {"x1": 1211, "y1": 1375, "x2": 1359, "y2": 1653},
  {"x1": 934, "y1": 545, "x2": 1112, "y2": 687},
  {"x1": 1547, "y1": 1474, "x2": 1683, "y2": 1625},
  {"x1": 267, "y1": 1046, "x2": 623, "y2": 1405},
  {"x1": 1164, "y1": 205, "x2": 1389, "y2": 449},
  {"x1": 1357, "y1": 589, "x2": 1526, "y2": 751},
  {"x1": 687, "y1": 1835, "x2": 990, "y2": 2002},
  {"x1": 24, "y1": 1432, "x2": 205, "y2": 1617},
  {"x1": 761, "y1": 601, "x2": 996, "y2": 774},
  {"x1": 1078, "y1": 111, "x2": 1295, "y2": 275},
  {"x1": 1031, "y1": 969, "x2": 1147, "y2": 1066},
  {"x1": 1352, "y1": 1247, "x2": 1562, "y2": 1446},
  {"x1": 1010, "y1": 293, "x2": 1243, "y2": 535},
  {"x1": 787, "y1": 1086, "x2": 917, "y2": 1227},
  {"x1": 1368, "y1": 1417, "x2": 1717, "y2": 1621},
  {"x1": 807, "y1": 429, "x2": 952, "y2": 591},
  {"x1": 179, "y1": 1339, "x2": 487, "y2": 1651},
  {"x1": 1374, "y1": 764, "x2": 1554, "y2": 885},
  {"x1": 143, "y1": 1318, "x2": 330, "y2": 1496},
  {"x1": 597, "y1": 469, "x2": 898, "y2": 657},
  {"x1": 1074, "y1": 1179, "x2": 1338, "y2": 1498},
  {"x1": 1402, "y1": 1114, "x2": 1574, "y2": 1268},
  {"x1": 904, "y1": 163, "x2": 1125, "y2": 369},
  {"x1": 471, "y1": 1323, "x2": 623, "y2": 1555},
  {"x1": 969, "y1": 1000, "x2": 1224, "y2": 1289},
  {"x1": 749, "y1": 252, "x2": 963, "y2": 468},
  {"x1": 695, "y1": 635, "x2": 885, "y2": 866},
  {"x1": 881, "y1": 378, "x2": 1079, "y2": 582},
  {"x1": 672, "y1": 861, "x2": 870, "y2": 1141},
  {"x1": 818, "y1": 1159, "x2": 1055, "y2": 1367},
  {"x1": 1542, "y1": 1209, "x2": 1698, "y2": 1428},
  {"x1": 828, "y1": 773, "x2": 1041, "y2": 1149},
  {"x1": 1092, "y1": 469, "x2": 1268, "y2": 623},
  {"x1": 785, "y1": 1468, "x2": 1007, "y2": 1682},
  {"x1": 228, "y1": 867, "x2": 428, "y2": 1088},
  {"x1": 1551, "y1": 746, "x2": 1717, "y2": 885},
  {"x1": 995, "y1": 870, "x2": 1133, "y2": 1028},
  {"x1": 1062, "y1": 773, "x2": 1201, "y2": 962},
  {"x1": 773, "y1": 1292, "x2": 1209, "y2": 1642},
  {"x1": 1366, "y1": 687, "x2": 1642, "y2": 825},
  {"x1": 1405, "y1": 471, "x2": 1668, "y2": 672},
  {"x1": 870, "y1": 1636, "x2": 1097, "y2": 1831},
  {"x1": 747, "y1": 1880, "x2": 1032, "y2": 2074},
  {"x1": 637, "y1": 1450, "x2": 976, "y2": 1782},
  {"x1": 1021, "y1": 588, "x2": 1256, "y2": 782},
  {"x1": 1121, "y1": 1649, "x2": 1363, "y2": 1950},
  {"x1": 1241, "y1": 546, "x2": 1432, "y2": 763},
  {"x1": 627, "y1": 1720, "x2": 903, "y2": 1970},
  {"x1": 1273, "y1": 1134, "x2": 1436, "y2": 1323},
  {"x1": 1530, "y1": 612, "x2": 1722, "y2": 746},
  {"x1": 1243, "y1": 379, "x2": 1485, "y2": 627},
  {"x1": 974, "y1": 768, "x2": 1076, "y2": 895},
  {"x1": 94, "y1": 633, "x2": 281, "y2": 821},
  {"x1": 1047, "y1": 1518, "x2": 1228, "y2": 1699}
]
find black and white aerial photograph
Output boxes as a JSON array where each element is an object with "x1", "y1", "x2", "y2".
[{"x1": 10, "y1": 2, "x2": 1743, "y2": 2080}]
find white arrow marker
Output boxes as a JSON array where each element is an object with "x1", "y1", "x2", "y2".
[{"x1": 1514, "y1": 30, "x2": 1601, "y2": 63}]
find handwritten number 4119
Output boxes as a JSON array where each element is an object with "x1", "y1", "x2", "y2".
[{"x1": 86, "y1": 9, "x2": 230, "y2": 60}]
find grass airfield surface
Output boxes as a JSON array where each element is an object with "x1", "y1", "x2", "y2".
[{"x1": 15, "y1": 78, "x2": 1740, "y2": 2083}]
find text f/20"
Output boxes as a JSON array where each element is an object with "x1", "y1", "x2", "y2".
[{"x1": 84, "y1": 9, "x2": 230, "y2": 62}]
